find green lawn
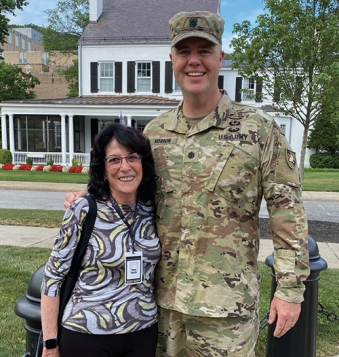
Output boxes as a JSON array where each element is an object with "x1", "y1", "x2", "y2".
[
  {"x1": 302, "y1": 170, "x2": 339, "y2": 192},
  {"x1": 0, "y1": 208, "x2": 64, "y2": 227},
  {"x1": 0, "y1": 246, "x2": 337, "y2": 357},
  {"x1": 0, "y1": 170, "x2": 89, "y2": 184}
]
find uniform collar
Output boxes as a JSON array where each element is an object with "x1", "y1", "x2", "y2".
[{"x1": 164, "y1": 90, "x2": 233, "y2": 134}]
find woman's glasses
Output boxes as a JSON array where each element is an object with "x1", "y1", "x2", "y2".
[{"x1": 104, "y1": 154, "x2": 142, "y2": 166}]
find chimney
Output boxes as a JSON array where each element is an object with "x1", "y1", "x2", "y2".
[{"x1": 89, "y1": 0, "x2": 103, "y2": 23}]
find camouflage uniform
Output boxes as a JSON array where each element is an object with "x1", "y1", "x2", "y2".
[{"x1": 144, "y1": 91, "x2": 309, "y2": 356}]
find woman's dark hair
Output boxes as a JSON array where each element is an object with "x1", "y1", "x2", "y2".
[{"x1": 88, "y1": 123, "x2": 156, "y2": 203}]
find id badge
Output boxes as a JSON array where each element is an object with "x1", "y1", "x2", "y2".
[{"x1": 125, "y1": 251, "x2": 143, "y2": 285}]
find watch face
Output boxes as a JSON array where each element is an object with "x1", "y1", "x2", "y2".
[{"x1": 44, "y1": 338, "x2": 58, "y2": 349}]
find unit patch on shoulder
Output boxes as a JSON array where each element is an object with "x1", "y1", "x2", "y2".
[{"x1": 286, "y1": 149, "x2": 297, "y2": 169}]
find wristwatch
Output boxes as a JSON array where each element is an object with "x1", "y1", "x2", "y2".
[{"x1": 43, "y1": 338, "x2": 58, "y2": 349}]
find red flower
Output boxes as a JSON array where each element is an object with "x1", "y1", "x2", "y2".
[
  {"x1": 68, "y1": 166, "x2": 77, "y2": 173},
  {"x1": 75, "y1": 166, "x2": 83, "y2": 173},
  {"x1": 2, "y1": 164, "x2": 15, "y2": 170},
  {"x1": 18, "y1": 164, "x2": 32, "y2": 171},
  {"x1": 49, "y1": 165, "x2": 63, "y2": 172},
  {"x1": 36, "y1": 165, "x2": 44, "y2": 171}
]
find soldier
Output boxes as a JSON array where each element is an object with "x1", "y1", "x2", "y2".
[
  {"x1": 65, "y1": 11, "x2": 309, "y2": 357},
  {"x1": 144, "y1": 11, "x2": 309, "y2": 357}
]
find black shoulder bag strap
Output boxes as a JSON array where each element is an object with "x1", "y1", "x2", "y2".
[{"x1": 57, "y1": 194, "x2": 97, "y2": 329}]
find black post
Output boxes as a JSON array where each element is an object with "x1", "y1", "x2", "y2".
[
  {"x1": 265, "y1": 236, "x2": 327, "y2": 357},
  {"x1": 15, "y1": 264, "x2": 45, "y2": 357}
]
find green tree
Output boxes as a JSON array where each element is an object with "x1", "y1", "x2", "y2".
[
  {"x1": 230, "y1": 0, "x2": 339, "y2": 177},
  {"x1": 0, "y1": 0, "x2": 28, "y2": 45},
  {"x1": 307, "y1": 115, "x2": 339, "y2": 154},
  {"x1": 0, "y1": 62, "x2": 40, "y2": 101},
  {"x1": 314, "y1": 61, "x2": 339, "y2": 150},
  {"x1": 42, "y1": 0, "x2": 89, "y2": 52},
  {"x1": 61, "y1": 58, "x2": 79, "y2": 97}
]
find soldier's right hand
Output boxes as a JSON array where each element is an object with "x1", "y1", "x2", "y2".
[{"x1": 63, "y1": 191, "x2": 87, "y2": 210}]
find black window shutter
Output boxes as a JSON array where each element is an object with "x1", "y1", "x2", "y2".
[
  {"x1": 235, "y1": 77, "x2": 243, "y2": 102},
  {"x1": 255, "y1": 77, "x2": 263, "y2": 102},
  {"x1": 273, "y1": 78, "x2": 281, "y2": 103},
  {"x1": 218, "y1": 75, "x2": 224, "y2": 89},
  {"x1": 165, "y1": 61, "x2": 173, "y2": 93},
  {"x1": 90, "y1": 62, "x2": 98, "y2": 93},
  {"x1": 295, "y1": 76, "x2": 302, "y2": 100},
  {"x1": 115, "y1": 62, "x2": 122, "y2": 93},
  {"x1": 127, "y1": 61, "x2": 135, "y2": 93},
  {"x1": 152, "y1": 61, "x2": 160, "y2": 93}
]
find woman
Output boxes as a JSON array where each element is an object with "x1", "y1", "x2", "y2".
[{"x1": 40, "y1": 123, "x2": 160, "y2": 357}]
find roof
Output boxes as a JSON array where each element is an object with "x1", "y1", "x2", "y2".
[
  {"x1": 80, "y1": 0, "x2": 220, "y2": 44},
  {"x1": 2, "y1": 95, "x2": 180, "y2": 106}
]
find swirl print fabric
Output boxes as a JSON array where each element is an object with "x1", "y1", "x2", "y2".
[{"x1": 41, "y1": 197, "x2": 160, "y2": 335}]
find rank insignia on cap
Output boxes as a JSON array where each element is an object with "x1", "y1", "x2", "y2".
[
  {"x1": 189, "y1": 18, "x2": 198, "y2": 28},
  {"x1": 286, "y1": 149, "x2": 297, "y2": 169}
]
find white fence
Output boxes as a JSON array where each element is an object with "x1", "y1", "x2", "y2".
[{"x1": 14, "y1": 152, "x2": 91, "y2": 167}]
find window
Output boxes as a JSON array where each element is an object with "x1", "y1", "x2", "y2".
[
  {"x1": 28, "y1": 38, "x2": 31, "y2": 51},
  {"x1": 8, "y1": 31, "x2": 12, "y2": 44},
  {"x1": 13, "y1": 115, "x2": 64, "y2": 152},
  {"x1": 19, "y1": 52, "x2": 26, "y2": 64},
  {"x1": 242, "y1": 78, "x2": 255, "y2": 101},
  {"x1": 15, "y1": 32, "x2": 19, "y2": 47},
  {"x1": 21, "y1": 35, "x2": 25, "y2": 50},
  {"x1": 279, "y1": 124, "x2": 286, "y2": 135},
  {"x1": 137, "y1": 62, "x2": 151, "y2": 92},
  {"x1": 99, "y1": 62, "x2": 114, "y2": 92}
]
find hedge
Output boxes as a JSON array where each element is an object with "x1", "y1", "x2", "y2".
[{"x1": 309, "y1": 153, "x2": 339, "y2": 169}]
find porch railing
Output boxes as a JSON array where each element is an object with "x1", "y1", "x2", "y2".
[{"x1": 14, "y1": 152, "x2": 91, "y2": 167}]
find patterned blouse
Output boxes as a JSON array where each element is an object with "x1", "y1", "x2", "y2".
[{"x1": 41, "y1": 196, "x2": 161, "y2": 335}]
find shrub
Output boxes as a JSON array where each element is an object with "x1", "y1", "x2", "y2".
[
  {"x1": 72, "y1": 157, "x2": 79, "y2": 167},
  {"x1": 26, "y1": 157, "x2": 33, "y2": 165},
  {"x1": 309, "y1": 153, "x2": 339, "y2": 169},
  {"x1": 46, "y1": 157, "x2": 54, "y2": 166},
  {"x1": 0, "y1": 149, "x2": 12, "y2": 164}
]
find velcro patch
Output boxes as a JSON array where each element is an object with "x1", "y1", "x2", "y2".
[{"x1": 286, "y1": 149, "x2": 297, "y2": 170}]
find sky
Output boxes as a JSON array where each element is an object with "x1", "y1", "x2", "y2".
[{"x1": 7, "y1": 0, "x2": 266, "y2": 52}]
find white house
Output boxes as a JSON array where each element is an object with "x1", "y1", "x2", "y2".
[{"x1": 0, "y1": 0, "x2": 313, "y2": 167}]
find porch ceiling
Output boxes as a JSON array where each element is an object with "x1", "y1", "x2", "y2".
[{"x1": 1, "y1": 95, "x2": 180, "y2": 106}]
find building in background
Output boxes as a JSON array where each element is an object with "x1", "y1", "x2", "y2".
[{"x1": 0, "y1": 0, "x2": 314, "y2": 167}]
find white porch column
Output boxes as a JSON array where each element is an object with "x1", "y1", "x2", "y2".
[
  {"x1": 17, "y1": 118, "x2": 22, "y2": 150},
  {"x1": 61, "y1": 114, "x2": 67, "y2": 165},
  {"x1": 68, "y1": 115, "x2": 74, "y2": 165},
  {"x1": 1, "y1": 113, "x2": 8, "y2": 149},
  {"x1": 9, "y1": 114, "x2": 15, "y2": 158},
  {"x1": 126, "y1": 115, "x2": 132, "y2": 127}
]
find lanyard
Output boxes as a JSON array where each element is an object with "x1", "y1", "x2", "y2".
[{"x1": 110, "y1": 196, "x2": 140, "y2": 252}]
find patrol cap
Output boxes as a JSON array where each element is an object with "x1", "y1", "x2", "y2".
[{"x1": 169, "y1": 11, "x2": 225, "y2": 47}]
